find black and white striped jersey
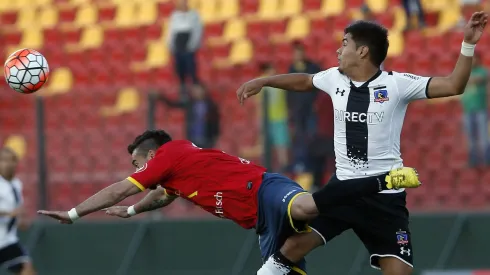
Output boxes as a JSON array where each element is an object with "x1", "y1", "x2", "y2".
[{"x1": 313, "y1": 67, "x2": 431, "y2": 190}]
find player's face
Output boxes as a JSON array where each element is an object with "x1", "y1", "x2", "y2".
[
  {"x1": 0, "y1": 151, "x2": 17, "y2": 178},
  {"x1": 131, "y1": 149, "x2": 155, "y2": 170},
  {"x1": 337, "y1": 33, "x2": 360, "y2": 71}
]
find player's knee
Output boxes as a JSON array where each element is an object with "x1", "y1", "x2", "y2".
[
  {"x1": 379, "y1": 257, "x2": 412, "y2": 275},
  {"x1": 20, "y1": 262, "x2": 36, "y2": 275},
  {"x1": 280, "y1": 232, "x2": 323, "y2": 263},
  {"x1": 290, "y1": 194, "x2": 318, "y2": 220}
]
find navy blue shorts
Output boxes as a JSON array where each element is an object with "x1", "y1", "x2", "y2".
[
  {"x1": 0, "y1": 242, "x2": 30, "y2": 273},
  {"x1": 256, "y1": 173, "x2": 308, "y2": 274}
]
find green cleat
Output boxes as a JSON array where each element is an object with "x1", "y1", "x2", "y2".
[{"x1": 385, "y1": 167, "x2": 421, "y2": 190}]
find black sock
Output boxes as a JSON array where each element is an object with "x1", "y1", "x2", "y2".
[
  {"x1": 312, "y1": 174, "x2": 389, "y2": 213},
  {"x1": 273, "y1": 251, "x2": 295, "y2": 268}
]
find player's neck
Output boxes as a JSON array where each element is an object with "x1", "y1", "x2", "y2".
[{"x1": 347, "y1": 65, "x2": 380, "y2": 83}]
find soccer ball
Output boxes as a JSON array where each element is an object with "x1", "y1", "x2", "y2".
[{"x1": 4, "y1": 49, "x2": 49, "y2": 94}]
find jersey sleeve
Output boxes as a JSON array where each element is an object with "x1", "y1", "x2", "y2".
[
  {"x1": 127, "y1": 154, "x2": 173, "y2": 191},
  {"x1": 312, "y1": 67, "x2": 339, "y2": 95},
  {"x1": 393, "y1": 72, "x2": 432, "y2": 102}
]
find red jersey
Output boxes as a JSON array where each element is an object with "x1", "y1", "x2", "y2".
[{"x1": 127, "y1": 140, "x2": 266, "y2": 229}]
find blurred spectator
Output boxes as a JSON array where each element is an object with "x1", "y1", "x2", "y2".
[
  {"x1": 241, "y1": 63, "x2": 290, "y2": 172},
  {"x1": 360, "y1": 4, "x2": 376, "y2": 22},
  {"x1": 460, "y1": 52, "x2": 490, "y2": 166},
  {"x1": 167, "y1": 0, "x2": 203, "y2": 96},
  {"x1": 402, "y1": 0, "x2": 426, "y2": 29},
  {"x1": 155, "y1": 83, "x2": 220, "y2": 149},
  {"x1": 287, "y1": 42, "x2": 321, "y2": 172}
]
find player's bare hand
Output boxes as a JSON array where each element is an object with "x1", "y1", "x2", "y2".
[
  {"x1": 104, "y1": 206, "x2": 130, "y2": 218},
  {"x1": 236, "y1": 78, "x2": 266, "y2": 105},
  {"x1": 37, "y1": 210, "x2": 73, "y2": 224},
  {"x1": 464, "y1": 11, "x2": 488, "y2": 44}
]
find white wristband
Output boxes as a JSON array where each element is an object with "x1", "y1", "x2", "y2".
[
  {"x1": 461, "y1": 41, "x2": 476, "y2": 57},
  {"x1": 127, "y1": 205, "x2": 137, "y2": 216},
  {"x1": 68, "y1": 208, "x2": 80, "y2": 222}
]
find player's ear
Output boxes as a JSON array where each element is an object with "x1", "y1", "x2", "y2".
[
  {"x1": 358, "y1": 45, "x2": 369, "y2": 59},
  {"x1": 147, "y1": 150, "x2": 156, "y2": 160}
]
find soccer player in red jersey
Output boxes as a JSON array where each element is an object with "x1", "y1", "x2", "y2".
[{"x1": 38, "y1": 130, "x2": 420, "y2": 274}]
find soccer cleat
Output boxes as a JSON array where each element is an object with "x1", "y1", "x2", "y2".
[{"x1": 385, "y1": 167, "x2": 421, "y2": 190}]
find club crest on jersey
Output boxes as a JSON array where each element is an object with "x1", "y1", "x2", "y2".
[
  {"x1": 374, "y1": 89, "x2": 389, "y2": 103},
  {"x1": 396, "y1": 230, "x2": 409, "y2": 245}
]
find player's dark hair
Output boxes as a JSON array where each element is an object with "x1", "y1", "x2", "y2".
[
  {"x1": 0, "y1": 147, "x2": 18, "y2": 162},
  {"x1": 344, "y1": 21, "x2": 389, "y2": 67},
  {"x1": 127, "y1": 130, "x2": 172, "y2": 156}
]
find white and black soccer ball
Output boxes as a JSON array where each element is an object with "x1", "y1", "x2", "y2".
[{"x1": 4, "y1": 48, "x2": 49, "y2": 94}]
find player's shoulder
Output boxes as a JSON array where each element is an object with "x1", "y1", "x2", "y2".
[
  {"x1": 315, "y1": 67, "x2": 341, "y2": 78},
  {"x1": 388, "y1": 71, "x2": 424, "y2": 82}
]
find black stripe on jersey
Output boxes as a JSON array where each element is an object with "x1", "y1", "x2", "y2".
[
  {"x1": 373, "y1": 86, "x2": 387, "y2": 90},
  {"x1": 345, "y1": 70, "x2": 382, "y2": 170}
]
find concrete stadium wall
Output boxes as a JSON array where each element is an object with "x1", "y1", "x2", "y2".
[{"x1": 5, "y1": 213, "x2": 490, "y2": 275}]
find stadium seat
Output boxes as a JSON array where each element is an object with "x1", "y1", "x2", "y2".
[
  {"x1": 255, "y1": 0, "x2": 281, "y2": 20},
  {"x1": 16, "y1": 8, "x2": 36, "y2": 29},
  {"x1": 307, "y1": 0, "x2": 345, "y2": 18},
  {"x1": 199, "y1": 0, "x2": 218, "y2": 23},
  {"x1": 387, "y1": 32, "x2": 404, "y2": 57},
  {"x1": 114, "y1": 2, "x2": 136, "y2": 27},
  {"x1": 132, "y1": 41, "x2": 170, "y2": 70},
  {"x1": 284, "y1": 15, "x2": 310, "y2": 40},
  {"x1": 281, "y1": 0, "x2": 302, "y2": 18},
  {"x1": 43, "y1": 67, "x2": 74, "y2": 95},
  {"x1": 217, "y1": 0, "x2": 239, "y2": 21},
  {"x1": 71, "y1": 4, "x2": 98, "y2": 28},
  {"x1": 136, "y1": 2, "x2": 157, "y2": 26},
  {"x1": 17, "y1": 28, "x2": 44, "y2": 50},
  {"x1": 421, "y1": 0, "x2": 451, "y2": 13},
  {"x1": 208, "y1": 18, "x2": 246, "y2": 45},
  {"x1": 229, "y1": 39, "x2": 253, "y2": 64},
  {"x1": 392, "y1": 6, "x2": 408, "y2": 32},
  {"x1": 366, "y1": 0, "x2": 388, "y2": 13},
  {"x1": 100, "y1": 87, "x2": 140, "y2": 116},
  {"x1": 3, "y1": 135, "x2": 26, "y2": 160},
  {"x1": 437, "y1": 3, "x2": 462, "y2": 32},
  {"x1": 66, "y1": 25, "x2": 103, "y2": 51},
  {"x1": 39, "y1": 6, "x2": 59, "y2": 29}
]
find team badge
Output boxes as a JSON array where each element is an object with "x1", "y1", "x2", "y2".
[
  {"x1": 374, "y1": 89, "x2": 389, "y2": 103},
  {"x1": 396, "y1": 230, "x2": 409, "y2": 245}
]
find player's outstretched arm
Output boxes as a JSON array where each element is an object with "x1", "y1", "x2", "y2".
[
  {"x1": 37, "y1": 179, "x2": 141, "y2": 224},
  {"x1": 236, "y1": 73, "x2": 314, "y2": 104},
  {"x1": 105, "y1": 186, "x2": 177, "y2": 218},
  {"x1": 426, "y1": 12, "x2": 487, "y2": 99}
]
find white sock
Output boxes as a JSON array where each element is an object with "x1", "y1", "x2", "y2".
[{"x1": 257, "y1": 256, "x2": 291, "y2": 275}]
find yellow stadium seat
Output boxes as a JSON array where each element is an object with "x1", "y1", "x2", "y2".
[
  {"x1": 39, "y1": 7, "x2": 58, "y2": 29},
  {"x1": 16, "y1": 9, "x2": 37, "y2": 29},
  {"x1": 421, "y1": 0, "x2": 452, "y2": 13},
  {"x1": 80, "y1": 25, "x2": 103, "y2": 49},
  {"x1": 137, "y1": 2, "x2": 157, "y2": 25},
  {"x1": 33, "y1": 0, "x2": 53, "y2": 6},
  {"x1": 115, "y1": 2, "x2": 136, "y2": 27},
  {"x1": 74, "y1": 5, "x2": 97, "y2": 27},
  {"x1": 19, "y1": 28, "x2": 44, "y2": 49},
  {"x1": 309, "y1": 0, "x2": 344, "y2": 18},
  {"x1": 285, "y1": 15, "x2": 310, "y2": 40},
  {"x1": 3, "y1": 135, "x2": 26, "y2": 160},
  {"x1": 392, "y1": 6, "x2": 407, "y2": 32},
  {"x1": 257, "y1": 0, "x2": 281, "y2": 20},
  {"x1": 387, "y1": 32, "x2": 403, "y2": 57},
  {"x1": 101, "y1": 88, "x2": 140, "y2": 116},
  {"x1": 44, "y1": 68, "x2": 73, "y2": 95},
  {"x1": 222, "y1": 18, "x2": 246, "y2": 42},
  {"x1": 295, "y1": 173, "x2": 313, "y2": 191},
  {"x1": 188, "y1": 0, "x2": 200, "y2": 10},
  {"x1": 229, "y1": 39, "x2": 252, "y2": 65},
  {"x1": 366, "y1": 0, "x2": 388, "y2": 13},
  {"x1": 438, "y1": 4, "x2": 461, "y2": 31},
  {"x1": 217, "y1": 0, "x2": 239, "y2": 21},
  {"x1": 281, "y1": 0, "x2": 302, "y2": 18},
  {"x1": 70, "y1": 0, "x2": 91, "y2": 5},
  {"x1": 145, "y1": 41, "x2": 170, "y2": 68},
  {"x1": 199, "y1": 0, "x2": 218, "y2": 23}
]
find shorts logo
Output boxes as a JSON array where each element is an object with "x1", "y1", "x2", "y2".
[
  {"x1": 374, "y1": 89, "x2": 389, "y2": 103},
  {"x1": 396, "y1": 230, "x2": 409, "y2": 245}
]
